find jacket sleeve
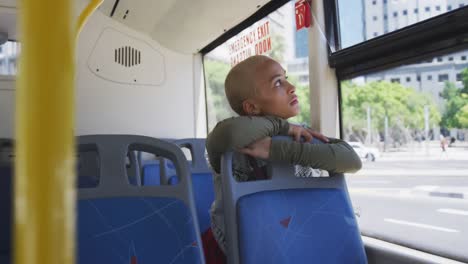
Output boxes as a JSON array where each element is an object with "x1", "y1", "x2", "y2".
[
  {"x1": 206, "y1": 116, "x2": 290, "y2": 173},
  {"x1": 269, "y1": 138, "x2": 362, "y2": 173}
]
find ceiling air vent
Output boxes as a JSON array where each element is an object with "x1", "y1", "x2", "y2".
[{"x1": 115, "y1": 46, "x2": 141, "y2": 67}]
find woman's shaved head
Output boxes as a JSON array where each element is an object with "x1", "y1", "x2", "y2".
[{"x1": 224, "y1": 55, "x2": 273, "y2": 115}]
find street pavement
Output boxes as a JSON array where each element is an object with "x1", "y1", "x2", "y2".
[{"x1": 345, "y1": 146, "x2": 468, "y2": 263}]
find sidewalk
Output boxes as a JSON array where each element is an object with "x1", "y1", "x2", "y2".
[{"x1": 377, "y1": 144, "x2": 468, "y2": 161}]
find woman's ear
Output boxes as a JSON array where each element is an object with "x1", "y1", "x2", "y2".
[{"x1": 242, "y1": 99, "x2": 260, "y2": 115}]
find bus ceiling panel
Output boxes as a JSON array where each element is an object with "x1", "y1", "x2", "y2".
[
  {"x1": 97, "y1": 0, "x2": 117, "y2": 17},
  {"x1": 0, "y1": 0, "x2": 16, "y2": 8},
  {"x1": 99, "y1": 0, "x2": 271, "y2": 54},
  {"x1": 0, "y1": 6, "x2": 17, "y2": 41},
  {"x1": 100, "y1": 0, "x2": 175, "y2": 33}
]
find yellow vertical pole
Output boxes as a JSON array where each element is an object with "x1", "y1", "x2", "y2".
[
  {"x1": 15, "y1": 0, "x2": 75, "y2": 264},
  {"x1": 77, "y1": 0, "x2": 104, "y2": 37}
]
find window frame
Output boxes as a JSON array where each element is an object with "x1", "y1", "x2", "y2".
[
  {"x1": 200, "y1": 0, "x2": 291, "y2": 54},
  {"x1": 0, "y1": 39, "x2": 20, "y2": 77},
  {"x1": 326, "y1": 4, "x2": 468, "y2": 79}
]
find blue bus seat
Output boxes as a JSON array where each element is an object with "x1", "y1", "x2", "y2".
[
  {"x1": 221, "y1": 137, "x2": 367, "y2": 264},
  {"x1": 0, "y1": 165, "x2": 12, "y2": 264},
  {"x1": 141, "y1": 158, "x2": 177, "y2": 185},
  {"x1": 174, "y1": 138, "x2": 214, "y2": 234},
  {"x1": 77, "y1": 135, "x2": 205, "y2": 264},
  {"x1": 142, "y1": 160, "x2": 162, "y2": 185},
  {"x1": 0, "y1": 139, "x2": 105, "y2": 264},
  {"x1": 138, "y1": 138, "x2": 174, "y2": 186}
]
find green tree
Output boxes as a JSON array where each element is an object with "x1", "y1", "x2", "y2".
[
  {"x1": 204, "y1": 58, "x2": 236, "y2": 130},
  {"x1": 461, "y1": 68, "x2": 468, "y2": 94},
  {"x1": 268, "y1": 34, "x2": 286, "y2": 64},
  {"x1": 440, "y1": 67, "x2": 468, "y2": 129},
  {"x1": 342, "y1": 80, "x2": 441, "y2": 144},
  {"x1": 456, "y1": 103, "x2": 468, "y2": 128},
  {"x1": 440, "y1": 82, "x2": 467, "y2": 128}
]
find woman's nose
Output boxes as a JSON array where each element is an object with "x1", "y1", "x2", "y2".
[{"x1": 287, "y1": 83, "x2": 296, "y2": 94}]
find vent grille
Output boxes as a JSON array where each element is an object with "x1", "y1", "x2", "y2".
[{"x1": 115, "y1": 46, "x2": 141, "y2": 67}]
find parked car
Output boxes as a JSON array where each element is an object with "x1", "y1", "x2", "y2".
[{"x1": 347, "y1": 141, "x2": 380, "y2": 162}]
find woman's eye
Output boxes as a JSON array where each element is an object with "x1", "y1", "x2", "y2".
[{"x1": 275, "y1": 80, "x2": 282, "y2": 87}]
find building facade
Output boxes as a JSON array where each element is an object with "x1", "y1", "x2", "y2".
[{"x1": 363, "y1": 0, "x2": 468, "y2": 107}]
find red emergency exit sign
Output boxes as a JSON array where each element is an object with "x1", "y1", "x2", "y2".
[{"x1": 295, "y1": 0, "x2": 312, "y2": 30}]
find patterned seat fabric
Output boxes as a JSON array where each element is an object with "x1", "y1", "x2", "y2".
[
  {"x1": 237, "y1": 188, "x2": 367, "y2": 264},
  {"x1": 78, "y1": 197, "x2": 202, "y2": 264},
  {"x1": 144, "y1": 159, "x2": 215, "y2": 234}
]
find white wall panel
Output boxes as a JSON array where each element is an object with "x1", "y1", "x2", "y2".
[
  {"x1": 76, "y1": 9, "x2": 195, "y2": 139},
  {"x1": 0, "y1": 79, "x2": 15, "y2": 138}
]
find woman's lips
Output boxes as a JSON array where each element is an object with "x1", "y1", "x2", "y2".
[{"x1": 290, "y1": 97, "x2": 299, "y2": 105}]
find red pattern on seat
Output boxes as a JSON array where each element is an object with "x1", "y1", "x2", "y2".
[{"x1": 280, "y1": 216, "x2": 291, "y2": 228}]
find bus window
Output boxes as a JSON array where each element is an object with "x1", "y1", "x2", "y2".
[
  {"x1": 203, "y1": 0, "x2": 311, "y2": 131},
  {"x1": 0, "y1": 41, "x2": 20, "y2": 75},
  {"x1": 337, "y1": 0, "x2": 468, "y2": 49},
  {"x1": 341, "y1": 49, "x2": 468, "y2": 261}
]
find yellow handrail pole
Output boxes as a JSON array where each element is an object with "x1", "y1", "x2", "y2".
[
  {"x1": 16, "y1": 0, "x2": 75, "y2": 264},
  {"x1": 76, "y1": 0, "x2": 104, "y2": 38}
]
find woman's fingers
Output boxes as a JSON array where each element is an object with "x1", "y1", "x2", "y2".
[
  {"x1": 294, "y1": 131, "x2": 301, "y2": 142},
  {"x1": 239, "y1": 147, "x2": 252, "y2": 155},
  {"x1": 308, "y1": 129, "x2": 329, "y2": 142},
  {"x1": 301, "y1": 129, "x2": 313, "y2": 142},
  {"x1": 239, "y1": 137, "x2": 271, "y2": 159}
]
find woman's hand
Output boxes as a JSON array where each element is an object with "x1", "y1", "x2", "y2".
[
  {"x1": 239, "y1": 126, "x2": 329, "y2": 159},
  {"x1": 239, "y1": 137, "x2": 272, "y2": 159},
  {"x1": 288, "y1": 124, "x2": 329, "y2": 143}
]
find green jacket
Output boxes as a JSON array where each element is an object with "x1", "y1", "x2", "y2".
[{"x1": 206, "y1": 115, "x2": 362, "y2": 174}]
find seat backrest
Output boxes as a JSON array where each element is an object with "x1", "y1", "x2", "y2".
[
  {"x1": 77, "y1": 135, "x2": 205, "y2": 264},
  {"x1": 221, "y1": 137, "x2": 367, "y2": 264},
  {"x1": 174, "y1": 138, "x2": 214, "y2": 233}
]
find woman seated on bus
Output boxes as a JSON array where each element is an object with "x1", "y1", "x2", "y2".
[{"x1": 204, "y1": 55, "x2": 362, "y2": 263}]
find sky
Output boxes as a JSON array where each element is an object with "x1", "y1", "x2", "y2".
[{"x1": 338, "y1": 0, "x2": 365, "y2": 49}]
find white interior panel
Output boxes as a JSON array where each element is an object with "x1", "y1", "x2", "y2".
[
  {"x1": 309, "y1": 0, "x2": 339, "y2": 137},
  {"x1": 0, "y1": 80, "x2": 15, "y2": 138},
  {"x1": 151, "y1": 0, "x2": 269, "y2": 53},
  {"x1": 100, "y1": 0, "x2": 271, "y2": 53},
  {"x1": 193, "y1": 54, "x2": 207, "y2": 138},
  {"x1": 87, "y1": 28, "x2": 165, "y2": 86},
  {"x1": 97, "y1": 0, "x2": 116, "y2": 16},
  {"x1": 0, "y1": 0, "x2": 16, "y2": 8},
  {"x1": 76, "y1": 9, "x2": 195, "y2": 138},
  {"x1": 106, "y1": 0, "x2": 174, "y2": 34}
]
